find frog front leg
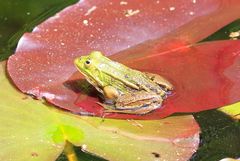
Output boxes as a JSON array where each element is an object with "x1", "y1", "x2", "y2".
[{"x1": 103, "y1": 86, "x2": 120, "y2": 100}]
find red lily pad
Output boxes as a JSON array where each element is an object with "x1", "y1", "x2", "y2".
[
  {"x1": 7, "y1": 0, "x2": 240, "y2": 119},
  {"x1": 113, "y1": 40, "x2": 240, "y2": 118}
]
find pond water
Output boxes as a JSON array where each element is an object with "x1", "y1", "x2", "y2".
[
  {"x1": 0, "y1": 0, "x2": 78, "y2": 61},
  {"x1": 0, "y1": 1, "x2": 239, "y2": 161}
]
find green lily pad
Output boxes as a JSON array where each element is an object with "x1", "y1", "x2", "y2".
[{"x1": 0, "y1": 61, "x2": 199, "y2": 161}]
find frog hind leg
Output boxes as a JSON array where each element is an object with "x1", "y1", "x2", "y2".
[
  {"x1": 131, "y1": 102, "x2": 162, "y2": 115},
  {"x1": 100, "y1": 93, "x2": 163, "y2": 115},
  {"x1": 145, "y1": 72, "x2": 173, "y2": 91},
  {"x1": 103, "y1": 102, "x2": 162, "y2": 115},
  {"x1": 101, "y1": 85, "x2": 163, "y2": 115}
]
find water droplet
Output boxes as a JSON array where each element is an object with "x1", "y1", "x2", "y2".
[
  {"x1": 169, "y1": 7, "x2": 176, "y2": 11},
  {"x1": 84, "y1": 6, "x2": 97, "y2": 16},
  {"x1": 189, "y1": 11, "x2": 195, "y2": 15},
  {"x1": 83, "y1": 19, "x2": 89, "y2": 26},
  {"x1": 120, "y1": 1, "x2": 128, "y2": 5},
  {"x1": 124, "y1": 9, "x2": 140, "y2": 17}
]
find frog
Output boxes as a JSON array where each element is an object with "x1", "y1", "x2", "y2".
[{"x1": 74, "y1": 51, "x2": 173, "y2": 115}]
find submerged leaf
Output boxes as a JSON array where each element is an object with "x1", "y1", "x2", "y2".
[
  {"x1": 0, "y1": 61, "x2": 200, "y2": 161},
  {"x1": 219, "y1": 103, "x2": 240, "y2": 120}
]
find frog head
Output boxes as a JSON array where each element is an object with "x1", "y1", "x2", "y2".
[{"x1": 74, "y1": 51, "x2": 107, "y2": 88}]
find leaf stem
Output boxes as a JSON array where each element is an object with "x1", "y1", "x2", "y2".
[{"x1": 64, "y1": 141, "x2": 78, "y2": 161}]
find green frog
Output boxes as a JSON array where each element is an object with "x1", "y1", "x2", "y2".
[{"x1": 74, "y1": 51, "x2": 173, "y2": 114}]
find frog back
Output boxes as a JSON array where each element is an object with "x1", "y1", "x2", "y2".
[{"x1": 97, "y1": 60, "x2": 160, "y2": 93}]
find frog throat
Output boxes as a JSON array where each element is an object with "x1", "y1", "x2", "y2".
[{"x1": 85, "y1": 75, "x2": 104, "y2": 94}]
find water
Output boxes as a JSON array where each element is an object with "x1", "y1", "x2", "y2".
[{"x1": 0, "y1": 0, "x2": 78, "y2": 61}]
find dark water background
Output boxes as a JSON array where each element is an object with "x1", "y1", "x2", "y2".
[
  {"x1": 0, "y1": 1, "x2": 239, "y2": 161},
  {"x1": 0, "y1": 0, "x2": 77, "y2": 61}
]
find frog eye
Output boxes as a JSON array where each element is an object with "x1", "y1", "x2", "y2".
[{"x1": 85, "y1": 59, "x2": 91, "y2": 67}]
